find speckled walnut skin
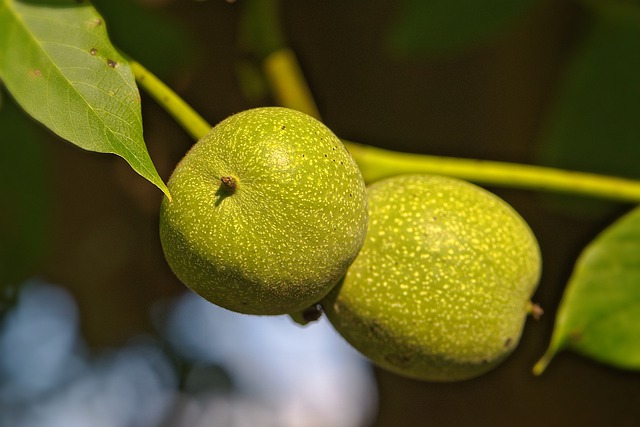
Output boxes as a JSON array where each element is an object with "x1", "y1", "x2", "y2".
[
  {"x1": 160, "y1": 107, "x2": 368, "y2": 315},
  {"x1": 323, "y1": 175, "x2": 541, "y2": 382}
]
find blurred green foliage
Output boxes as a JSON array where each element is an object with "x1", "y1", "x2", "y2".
[
  {"x1": 537, "y1": 9, "x2": 640, "y2": 194},
  {"x1": 0, "y1": 95, "x2": 49, "y2": 310},
  {"x1": 386, "y1": 0, "x2": 540, "y2": 57}
]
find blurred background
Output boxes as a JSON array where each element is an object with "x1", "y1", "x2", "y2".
[{"x1": 2, "y1": 0, "x2": 640, "y2": 426}]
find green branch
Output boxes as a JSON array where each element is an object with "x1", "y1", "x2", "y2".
[
  {"x1": 129, "y1": 60, "x2": 211, "y2": 141},
  {"x1": 263, "y1": 49, "x2": 320, "y2": 120},
  {"x1": 130, "y1": 55, "x2": 640, "y2": 204},
  {"x1": 258, "y1": 44, "x2": 640, "y2": 204},
  {"x1": 346, "y1": 141, "x2": 640, "y2": 203}
]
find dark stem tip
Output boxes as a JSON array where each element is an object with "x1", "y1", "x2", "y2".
[
  {"x1": 302, "y1": 305, "x2": 322, "y2": 323},
  {"x1": 220, "y1": 176, "x2": 237, "y2": 192}
]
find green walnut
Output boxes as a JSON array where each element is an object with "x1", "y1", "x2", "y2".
[
  {"x1": 322, "y1": 174, "x2": 541, "y2": 381},
  {"x1": 160, "y1": 107, "x2": 368, "y2": 315}
]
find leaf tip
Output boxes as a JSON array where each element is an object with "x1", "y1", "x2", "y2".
[
  {"x1": 153, "y1": 179, "x2": 172, "y2": 202},
  {"x1": 532, "y1": 347, "x2": 558, "y2": 376},
  {"x1": 162, "y1": 186, "x2": 173, "y2": 203}
]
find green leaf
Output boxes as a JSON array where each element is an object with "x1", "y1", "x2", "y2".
[
  {"x1": 0, "y1": 0, "x2": 170, "y2": 199},
  {"x1": 536, "y1": 13, "x2": 640, "y2": 217},
  {"x1": 0, "y1": 91, "x2": 49, "y2": 309},
  {"x1": 386, "y1": 0, "x2": 539, "y2": 57},
  {"x1": 534, "y1": 207, "x2": 640, "y2": 375}
]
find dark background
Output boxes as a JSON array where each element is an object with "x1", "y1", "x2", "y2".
[{"x1": 3, "y1": 0, "x2": 640, "y2": 426}]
